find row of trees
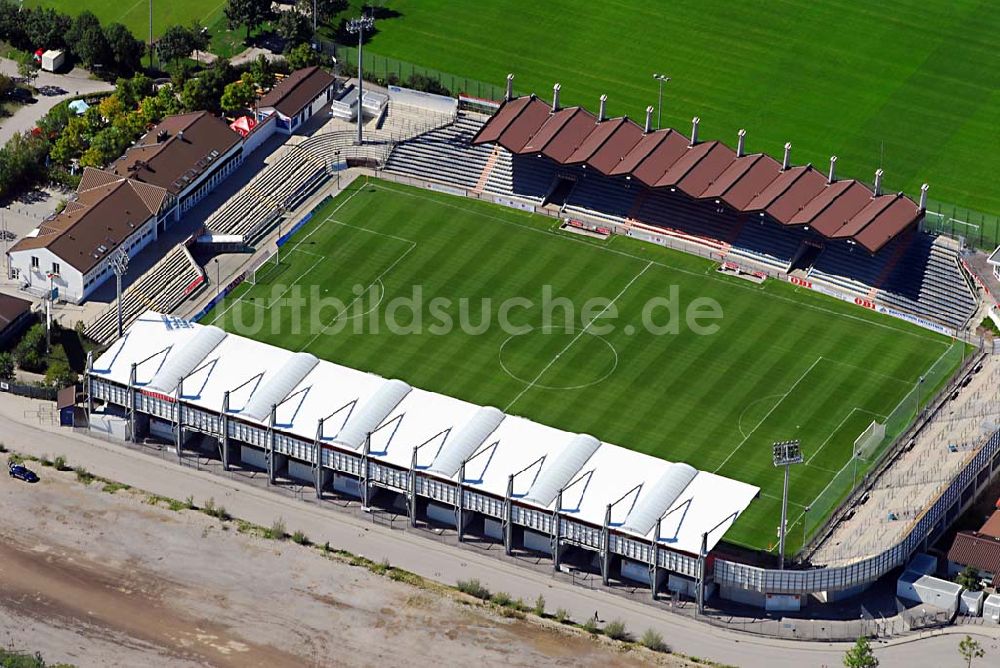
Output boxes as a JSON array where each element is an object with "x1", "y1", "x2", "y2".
[
  {"x1": 0, "y1": 2, "x2": 145, "y2": 78},
  {"x1": 225, "y1": 0, "x2": 346, "y2": 44}
]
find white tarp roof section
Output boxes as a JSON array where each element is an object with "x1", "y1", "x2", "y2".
[
  {"x1": 427, "y1": 406, "x2": 505, "y2": 478},
  {"x1": 95, "y1": 312, "x2": 760, "y2": 555},
  {"x1": 334, "y1": 378, "x2": 411, "y2": 449}
]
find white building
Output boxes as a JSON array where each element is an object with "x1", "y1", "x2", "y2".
[
  {"x1": 256, "y1": 66, "x2": 337, "y2": 134},
  {"x1": 7, "y1": 112, "x2": 242, "y2": 304}
]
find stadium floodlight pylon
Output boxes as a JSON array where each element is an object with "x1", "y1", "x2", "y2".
[
  {"x1": 772, "y1": 439, "x2": 803, "y2": 569},
  {"x1": 347, "y1": 14, "x2": 375, "y2": 146}
]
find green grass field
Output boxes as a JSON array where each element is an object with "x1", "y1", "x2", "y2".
[
  {"x1": 203, "y1": 179, "x2": 966, "y2": 554},
  {"x1": 341, "y1": 0, "x2": 1000, "y2": 215}
]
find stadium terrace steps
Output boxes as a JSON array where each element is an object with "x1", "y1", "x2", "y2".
[
  {"x1": 634, "y1": 190, "x2": 739, "y2": 252},
  {"x1": 86, "y1": 245, "x2": 204, "y2": 344},
  {"x1": 728, "y1": 219, "x2": 804, "y2": 272},
  {"x1": 562, "y1": 174, "x2": 637, "y2": 225},
  {"x1": 384, "y1": 114, "x2": 495, "y2": 189}
]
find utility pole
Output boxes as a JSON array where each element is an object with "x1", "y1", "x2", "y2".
[
  {"x1": 346, "y1": 15, "x2": 374, "y2": 146},
  {"x1": 653, "y1": 73, "x2": 670, "y2": 130},
  {"x1": 772, "y1": 440, "x2": 803, "y2": 570},
  {"x1": 111, "y1": 249, "x2": 129, "y2": 339}
]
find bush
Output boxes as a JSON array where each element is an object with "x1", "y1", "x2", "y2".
[
  {"x1": 291, "y1": 530, "x2": 309, "y2": 545},
  {"x1": 0, "y1": 351, "x2": 14, "y2": 380},
  {"x1": 268, "y1": 516, "x2": 287, "y2": 540},
  {"x1": 101, "y1": 481, "x2": 130, "y2": 494},
  {"x1": 603, "y1": 619, "x2": 629, "y2": 641},
  {"x1": 554, "y1": 608, "x2": 570, "y2": 624},
  {"x1": 640, "y1": 628, "x2": 669, "y2": 653},
  {"x1": 44, "y1": 360, "x2": 77, "y2": 389},
  {"x1": 52, "y1": 455, "x2": 67, "y2": 471},
  {"x1": 371, "y1": 558, "x2": 391, "y2": 575},
  {"x1": 14, "y1": 323, "x2": 47, "y2": 373},
  {"x1": 184, "y1": 495, "x2": 195, "y2": 510},
  {"x1": 39, "y1": 454, "x2": 52, "y2": 467},
  {"x1": 456, "y1": 578, "x2": 491, "y2": 601},
  {"x1": 490, "y1": 591, "x2": 513, "y2": 607},
  {"x1": 580, "y1": 617, "x2": 599, "y2": 635},
  {"x1": 73, "y1": 465, "x2": 93, "y2": 484},
  {"x1": 533, "y1": 594, "x2": 545, "y2": 617}
]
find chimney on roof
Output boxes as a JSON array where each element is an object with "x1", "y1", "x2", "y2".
[
  {"x1": 874, "y1": 168, "x2": 884, "y2": 196},
  {"x1": 505, "y1": 73, "x2": 514, "y2": 101},
  {"x1": 736, "y1": 129, "x2": 746, "y2": 158},
  {"x1": 552, "y1": 83, "x2": 561, "y2": 112},
  {"x1": 781, "y1": 142, "x2": 792, "y2": 171},
  {"x1": 644, "y1": 106, "x2": 654, "y2": 134},
  {"x1": 598, "y1": 94, "x2": 607, "y2": 122},
  {"x1": 919, "y1": 183, "x2": 929, "y2": 210},
  {"x1": 828, "y1": 155, "x2": 837, "y2": 184},
  {"x1": 690, "y1": 117, "x2": 700, "y2": 146}
]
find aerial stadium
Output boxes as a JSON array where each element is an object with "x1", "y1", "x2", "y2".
[{"x1": 76, "y1": 72, "x2": 1000, "y2": 614}]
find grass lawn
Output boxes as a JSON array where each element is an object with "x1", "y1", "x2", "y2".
[
  {"x1": 336, "y1": 0, "x2": 999, "y2": 215},
  {"x1": 203, "y1": 179, "x2": 966, "y2": 554}
]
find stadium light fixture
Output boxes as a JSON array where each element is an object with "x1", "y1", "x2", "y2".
[
  {"x1": 111, "y1": 248, "x2": 129, "y2": 339},
  {"x1": 772, "y1": 439, "x2": 803, "y2": 570},
  {"x1": 652, "y1": 73, "x2": 670, "y2": 129},
  {"x1": 347, "y1": 15, "x2": 375, "y2": 146}
]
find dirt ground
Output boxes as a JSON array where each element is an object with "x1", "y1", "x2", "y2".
[{"x1": 0, "y1": 466, "x2": 688, "y2": 667}]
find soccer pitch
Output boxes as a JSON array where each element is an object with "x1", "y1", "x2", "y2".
[
  {"x1": 205, "y1": 179, "x2": 965, "y2": 553},
  {"x1": 351, "y1": 0, "x2": 1000, "y2": 214},
  {"x1": 23, "y1": 0, "x2": 227, "y2": 41}
]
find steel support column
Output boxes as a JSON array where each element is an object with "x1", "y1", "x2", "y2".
[
  {"x1": 360, "y1": 432, "x2": 371, "y2": 509},
  {"x1": 220, "y1": 391, "x2": 230, "y2": 471},
  {"x1": 408, "y1": 447, "x2": 418, "y2": 526},
  {"x1": 601, "y1": 504, "x2": 612, "y2": 586},
  {"x1": 697, "y1": 531, "x2": 708, "y2": 615},
  {"x1": 649, "y1": 517, "x2": 661, "y2": 600},
  {"x1": 456, "y1": 462, "x2": 466, "y2": 541},
  {"x1": 314, "y1": 418, "x2": 324, "y2": 499},
  {"x1": 174, "y1": 379, "x2": 183, "y2": 458},
  {"x1": 552, "y1": 489, "x2": 563, "y2": 571},
  {"x1": 266, "y1": 404, "x2": 277, "y2": 485},
  {"x1": 126, "y1": 363, "x2": 137, "y2": 442},
  {"x1": 503, "y1": 474, "x2": 514, "y2": 555}
]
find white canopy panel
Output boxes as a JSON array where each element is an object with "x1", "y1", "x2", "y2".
[
  {"x1": 335, "y1": 378, "x2": 412, "y2": 449},
  {"x1": 621, "y1": 462, "x2": 698, "y2": 537},
  {"x1": 427, "y1": 406, "x2": 505, "y2": 478},
  {"x1": 522, "y1": 433, "x2": 601, "y2": 508},
  {"x1": 242, "y1": 352, "x2": 319, "y2": 422},
  {"x1": 146, "y1": 325, "x2": 228, "y2": 395}
]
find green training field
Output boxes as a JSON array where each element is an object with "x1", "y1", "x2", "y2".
[
  {"x1": 204, "y1": 179, "x2": 965, "y2": 554},
  {"x1": 346, "y1": 0, "x2": 1000, "y2": 215},
  {"x1": 26, "y1": 0, "x2": 225, "y2": 38}
]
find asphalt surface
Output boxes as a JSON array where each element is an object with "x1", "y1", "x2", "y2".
[{"x1": 1, "y1": 393, "x2": 998, "y2": 667}]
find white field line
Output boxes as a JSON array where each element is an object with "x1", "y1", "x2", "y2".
[
  {"x1": 713, "y1": 356, "x2": 825, "y2": 473},
  {"x1": 297, "y1": 242, "x2": 417, "y2": 351},
  {"x1": 207, "y1": 250, "x2": 325, "y2": 324},
  {"x1": 368, "y1": 182, "x2": 948, "y2": 344},
  {"x1": 503, "y1": 261, "x2": 652, "y2": 412}
]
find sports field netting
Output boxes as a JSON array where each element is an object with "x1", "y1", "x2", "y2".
[{"x1": 203, "y1": 179, "x2": 968, "y2": 554}]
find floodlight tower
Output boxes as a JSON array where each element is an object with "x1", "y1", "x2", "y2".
[
  {"x1": 346, "y1": 15, "x2": 375, "y2": 146},
  {"x1": 652, "y1": 73, "x2": 670, "y2": 130},
  {"x1": 772, "y1": 439, "x2": 803, "y2": 570},
  {"x1": 111, "y1": 248, "x2": 129, "y2": 339}
]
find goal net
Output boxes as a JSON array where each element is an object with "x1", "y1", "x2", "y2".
[
  {"x1": 854, "y1": 420, "x2": 886, "y2": 460},
  {"x1": 245, "y1": 250, "x2": 276, "y2": 286}
]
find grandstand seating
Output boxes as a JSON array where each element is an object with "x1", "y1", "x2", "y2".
[
  {"x1": 383, "y1": 114, "x2": 495, "y2": 189},
  {"x1": 562, "y1": 173, "x2": 637, "y2": 225},
  {"x1": 634, "y1": 190, "x2": 740, "y2": 252},
  {"x1": 86, "y1": 245, "x2": 204, "y2": 344},
  {"x1": 728, "y1": 219, "x2": 805, "y2": 272}
]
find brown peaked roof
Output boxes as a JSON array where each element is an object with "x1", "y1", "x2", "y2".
[
  {"x1": 9, "y1": 175, "x2": 165, "y2": 274},
  {"x1": 980, "y1": 510, "x2": 1000, "y2": 539},
  {"x1": 948, "y1": 531, "x2": 1000, "y2": 581},
  {"x1": 109, "y1": 111, "x2": 240, "y2": 195},
  {"x1": 0, "y1": 293, "x2": 31, "y2": 330},
  {"x1": 472, "y1": 95, "x2": 924, "y2": 253},
  {"x1": 259, "y1": 66, "x2": 335, "y2": 118}
]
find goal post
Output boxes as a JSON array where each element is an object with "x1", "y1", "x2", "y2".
[
  {"x1": 245, "y1": 249, "x2": 275, "y2": 286},
  {"x1": 854, "y1": 420, "x2": 886, "y2": 460}
]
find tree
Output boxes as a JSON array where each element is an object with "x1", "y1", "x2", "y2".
[
  {"x1": 189, "y1": 20, "x2": 210, "y2": 60},
  {"x1": 105, "y1": 22, "x2": 145, "y2": 76},
  {"x1": 116, "y1": 74, "x2": 154, "y2": 110},
  {"x1": 0, "y1": 351, "x2": 14, "y2": 381},
  {"x1": 220, "y1": 74, "x2": 256, "y2": 113},
  {"x1": 80, "y1": 126, "x2": 127, "y2": 168},
  {"x1": 296, "y1": 0, "x2": 347, "y2": 26},
  {"x1": 25, "y1": 7, "x2": 71, "y2": 51},
  {"x1": 959, "y1": 635, "x2": 985, "y2": 668},
  {"x1": 276, "y1": 10, "x2": 311, "y2": 48},
  {"x1": 157, "y1": 25, "x2": 195, "y2": 67},
  {"x1": 843, "y1": 636, "x2": 878, "y2": 668},
  {"x1": 14, "y1": 323, "x2": 47, "y2": 373},
  {"x1": 225, "y1": 0, "x2": 273, "y2": 43},
  {"x1": 12, "y1": 50, "x2": 38, "y2": 85},
  {"x1": 0, "y1": 73, "x2": 13, "y2": 98},
  {"x1": 285, "y1": 42, "x2": 322, "y2": 70},
  {"x1": 249, "y1": 54, "x2": 275, "y2": 89},
  {"x1": 955, "y1": 565, "x2": 982, "y2": 592},
  {"x1": 45, "y1": 360, "x2": 77, "y2": 389},
  {"x1": 67, "y1": 12, "x2": 111, "y2": 70}
]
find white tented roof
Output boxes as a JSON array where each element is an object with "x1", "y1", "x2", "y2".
[
  {"x1": 147, "y1": 325, "x2": 228, "y2": 395},
  {"x1": 334, "y1": 378, "x2": 411, "y2": 449},
  {"x1": 94, "y1": 312, "x2": 760, "y2": 555},
  {"x1": 427, "y1": 406, "x2": 505, "y2": 477}
]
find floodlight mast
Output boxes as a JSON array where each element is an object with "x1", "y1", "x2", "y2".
[
  {"x1": 346, "y1": 15, "x2": 375, "y2": 146},
  {"x1": 652, "y1": 73, "x2": 670, "y2": 130},
  {"x1": 772, "y1": 439, "x2": 803, "y2": 570},
  {"x1": 111, "y1": 248, "x2": 130, "y2": 339}
]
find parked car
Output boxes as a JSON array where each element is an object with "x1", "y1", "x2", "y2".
[
  {"x1": 8, "y1": 462, "x2": 39, "y2": 483},
  {"x1": 8, "y1": 87, "x2": 37, "y2": 104}
]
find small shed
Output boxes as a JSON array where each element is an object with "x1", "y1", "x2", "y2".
[
  {"x1": 984, "y1": 593, "x2": 1000, "y2": 623},
  {"x1": 960, "y1": 589, "x2": 985, "y2": 616},
  {"x1": 57, "y1": 385, "x2": 76, "y2": 426},
  {"x1": 896, "y1": 570, "x2": 962, "y2": 613}
]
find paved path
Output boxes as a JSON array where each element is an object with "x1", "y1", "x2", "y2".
[
  {"x1": 1, "y1": 393, "x2": 998, "y2": 667},
  {"x1": 0, "y1": 59, "x2": 114, "y2": 146}
]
